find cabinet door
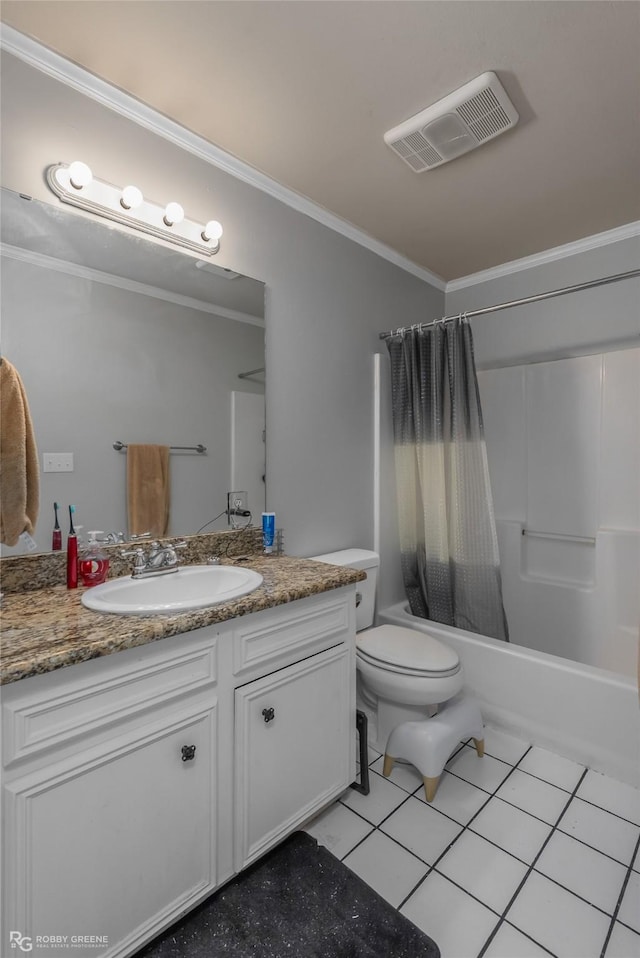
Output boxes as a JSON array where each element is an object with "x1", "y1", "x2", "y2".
[
  {"x1": 235, "y1": 645, "x2": 352, "y2": 869},
  {"x1": 4, "y1": 706, "x2": 216, "y2": 958}
]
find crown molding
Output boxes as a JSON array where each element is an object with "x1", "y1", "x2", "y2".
[
  {"x1": 0, "y1": 243, "x2": 264, "y2": 327},
  {"x1": 447, "y1": 221, "x2": 640, "y2": 292},
  {"x1": 0, "y1": 25, "x2": 446, "y2": 292}
]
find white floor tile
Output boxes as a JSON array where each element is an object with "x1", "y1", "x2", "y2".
[
  {"x1": 484, "y1": 922, "x2": 552, "y2": 957},
  {"x1": 605, "y1": 921, "x2": 640, "y2": 958},
  {"x1": 469, "y1": 725, "x2": 531, "y2": 765},
  {"x1": 340, "y1": 769, "x2": 408, "y2": 824},
  {"x1": 400, "y1": 871, "x2": 498, "y2": 958},
  {"x1": 534, "y1": 829, "x2": 627, "y2": 914},
  {"x1": 496, "y1": 769, "x2": 570, "y2": 824},
  {"x1": 558, "y1": 797, "x2": 640, "y2": 865},
  {"x1": 517, "y1": 746, "x2": 585, "y2": 792},
  {"x1": 303, "y1": 800, "x2": 373, "y2": 860},
  {"x1": 617, "y1": 870, "x2": 640, "y2": 933},
  {"x1": 446, "y1": 746, "x2": 512, "y2": 793},
  {"x1": 415, "y1": 770, "x2": 490, "y2": 824},
  {"x1": 342, "y1": 829, "x2": 428, "y2": 908},
  {"x1": 577, "y1": 770, "x2": 640, "y2": 825},
  {"x1": 370, "y1": 754, "x2": 423, "y2": 793},
  {"x1": 507, "y1": 871, "x2": 611, "y2": 958},
  {"x1": 380, "y1": 794, "x2": 463, "y2": 865},
  {"x1": 436, "y1": 830, "x2": 529, "y2": 913},
  {"x1": 470, "y1": 797, "x2": 553, "y2": 864},
  {"x1": 634, "y1": 844, "x2": 640, "y2": 873}
]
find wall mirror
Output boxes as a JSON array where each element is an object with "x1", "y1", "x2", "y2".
[{"x1": 0, "y1": 188, "x2": 266, "y2": 555}]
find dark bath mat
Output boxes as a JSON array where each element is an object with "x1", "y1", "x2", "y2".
[{"x1": 136, "y1": 831, "x2": 439, "y2": 958}]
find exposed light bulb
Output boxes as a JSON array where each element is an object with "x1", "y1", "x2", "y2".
[
  {"x1": 163, "y1": 202, "x2": 184, "y2": 227},
  {"x1": 68, "y1": 161, "x2": 93, "y2": 190},
  {"x1": 202, "y1": 220, "x2": 223, "y2": 242},
  {"x1": 120, "y1": 185, "x2": 143, "y2": 210}
]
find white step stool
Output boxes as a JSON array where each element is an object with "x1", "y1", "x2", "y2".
[{"x1": 382, "y1": 694, "x2": 484, "y2": 802}]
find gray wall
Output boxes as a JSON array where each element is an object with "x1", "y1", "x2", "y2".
[
  {"x1": 1, "y1": 51, "x2": 443, "y2": 560},
  {"x1": 445, "y1": 238, "x2": 640, "y2": 369}
]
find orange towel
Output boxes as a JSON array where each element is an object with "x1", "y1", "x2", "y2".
[
  {"x1": 126, "y1": 444, "x2": 171, "y2": 538},
  {"x1": 0, "y1": 358, "x2": 40, "y2": 547}
]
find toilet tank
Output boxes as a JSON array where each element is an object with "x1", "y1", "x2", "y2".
[{"x1": 310, "y1": 549, "x2": 380, "y2": 632}]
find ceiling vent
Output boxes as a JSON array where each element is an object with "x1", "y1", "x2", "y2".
[{"x1": 384, "y1": 72, "x2": 518, "y2": 173}]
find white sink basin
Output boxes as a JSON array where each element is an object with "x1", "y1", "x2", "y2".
[{"x1": 81, "y1": 565, "x2": 263, "y2": 615}]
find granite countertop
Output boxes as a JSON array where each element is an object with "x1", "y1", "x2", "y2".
[{"x1": 0, "y1": 555, "x2": 365, "y2": 686}]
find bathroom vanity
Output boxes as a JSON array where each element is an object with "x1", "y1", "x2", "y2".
[{"x1": 1, "y1": 550, "x2": 363, "y2": 958}]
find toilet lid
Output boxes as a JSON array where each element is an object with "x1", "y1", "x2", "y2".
[{"x1": 356, "y1": 625, "x2": 460, "y2": 675}]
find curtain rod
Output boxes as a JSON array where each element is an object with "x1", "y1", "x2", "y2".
[{"x1": 379, "y1": 268, "x2": 640, "y2": 340}]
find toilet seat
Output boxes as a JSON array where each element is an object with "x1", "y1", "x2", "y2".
[{"x1": 356, "y1": 625, "x2": 460, "y2": 677}]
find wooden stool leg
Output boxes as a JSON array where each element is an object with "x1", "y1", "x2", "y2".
[
  {"x1": 423, "y1": 776, "x2": 440, "y2": 803},
  {"x1": 382, "y1": 754, "x2": 395, "y2": 777},
  {"x1": 473, "y1": 737, "x2": 485, "y2": 757}
]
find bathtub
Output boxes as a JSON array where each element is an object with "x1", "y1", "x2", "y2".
[{"x1": 377, "y1": 601, "x2": 639, "y2": 787}]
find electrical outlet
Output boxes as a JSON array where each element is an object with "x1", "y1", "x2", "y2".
[
  {"x1": 43, "y1": 452, "x2": 74, "y2": 473},
  {"x1": 227, "y1": 491, "x2": 249, "y2": 522}
]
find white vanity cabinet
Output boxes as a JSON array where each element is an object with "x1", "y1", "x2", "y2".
[{"x1": 1, "y1": 586, "x2": 356, "y2": 958}]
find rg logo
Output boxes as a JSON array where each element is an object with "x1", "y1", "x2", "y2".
[{"x1": 9, "y1": 932, "x2": 33, "y2": 952}]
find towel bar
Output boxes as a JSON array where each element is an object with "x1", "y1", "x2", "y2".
[
  {"x1": 522, "y1": 529, "x2": 595, "y2": 545},
  {"x1": 113, "y1": 441, "x2": 207, "y2": 454}
]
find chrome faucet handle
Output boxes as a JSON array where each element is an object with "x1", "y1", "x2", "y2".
[
  {"x1": 120, "y1": 547, "x2": 147, "y2": 573},
  {"x1": 129, "y1": 531, "x2": 152, "y2": 541}
]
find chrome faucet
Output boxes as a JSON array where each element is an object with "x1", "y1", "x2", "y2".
[
  {"x1": 98, "y1": 531, "x2": 126, "y2": 544},
  {"x1": 121, "y1": 540, "x2": 188, "y2": 578},
  {"x1": 97, "y1": 531, "x2": 152, "y2": 545}
]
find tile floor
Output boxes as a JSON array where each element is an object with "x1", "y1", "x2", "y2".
[{"x1": 305, "y1": 726, "x2": 640, "y2": 958}]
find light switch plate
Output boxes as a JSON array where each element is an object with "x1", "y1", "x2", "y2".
[{"x1": 43, "y1": 452, "x2": 74, "y2": 473}]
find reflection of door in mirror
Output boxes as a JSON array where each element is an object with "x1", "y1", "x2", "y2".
[
  {"x1": 0, "y1": 189, "x2": 266, "y2": 555},
  {"x1": 231, "y1": 392, "x2": 266, "y2": 525}
]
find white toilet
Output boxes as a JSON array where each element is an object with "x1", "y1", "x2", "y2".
[{"x1": 311, "y1": 548, "x2": 484, "y2": 801}]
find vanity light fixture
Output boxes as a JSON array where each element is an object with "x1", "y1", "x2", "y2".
[{"x1": 46, "y1": 162, "x2": 223, "y2": 256}]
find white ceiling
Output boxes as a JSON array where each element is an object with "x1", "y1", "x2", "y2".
[{"x1": 2, "y1": 1, "x2": 639, "y2": 282}]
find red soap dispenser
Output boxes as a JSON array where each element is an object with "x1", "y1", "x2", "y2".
[{"x1": 78, "y1": 532, "x2": 110, "y2": 587}]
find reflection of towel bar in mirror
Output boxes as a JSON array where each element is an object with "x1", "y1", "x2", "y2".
[
  {"x1": 238, "y1": 366, "x2": 265, "y2": 383},
  {"x1": 522, "y1": 528, "x2": 595, "y2": 545},
  {"x1": 113, "y1": 441, "x2": 207, "y2": 454}
]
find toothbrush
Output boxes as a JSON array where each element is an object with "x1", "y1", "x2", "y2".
[
  {"x1": 52, "y1": 502, "x2": 62, "y2": 551},
  {"x1": 67, "y1": 504, "x2": 78, "y2": 589}
]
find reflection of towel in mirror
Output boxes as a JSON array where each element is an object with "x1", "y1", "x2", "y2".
[
  {"x1": 0, "y1": 358, "x2": 40, "y2": 547},
  {"x1": 127, "y1": 444, "x2": 171, "y2": 538}
]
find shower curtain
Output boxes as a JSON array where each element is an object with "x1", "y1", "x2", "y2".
[{"x1": 386, "y1": 318, "x2": 509, "y2": 641}]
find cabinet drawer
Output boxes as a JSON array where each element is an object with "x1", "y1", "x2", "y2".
[
  {"x1": 232, "y1": 589, "x2": 353, "y2": 680},
  {"x1": 2, "y1": 629, "x2": 218, "y2": 768}
]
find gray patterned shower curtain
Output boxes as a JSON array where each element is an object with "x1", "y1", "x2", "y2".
[{"x1": 386, "y1": 318, "x2": 509, "y2": 641}]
